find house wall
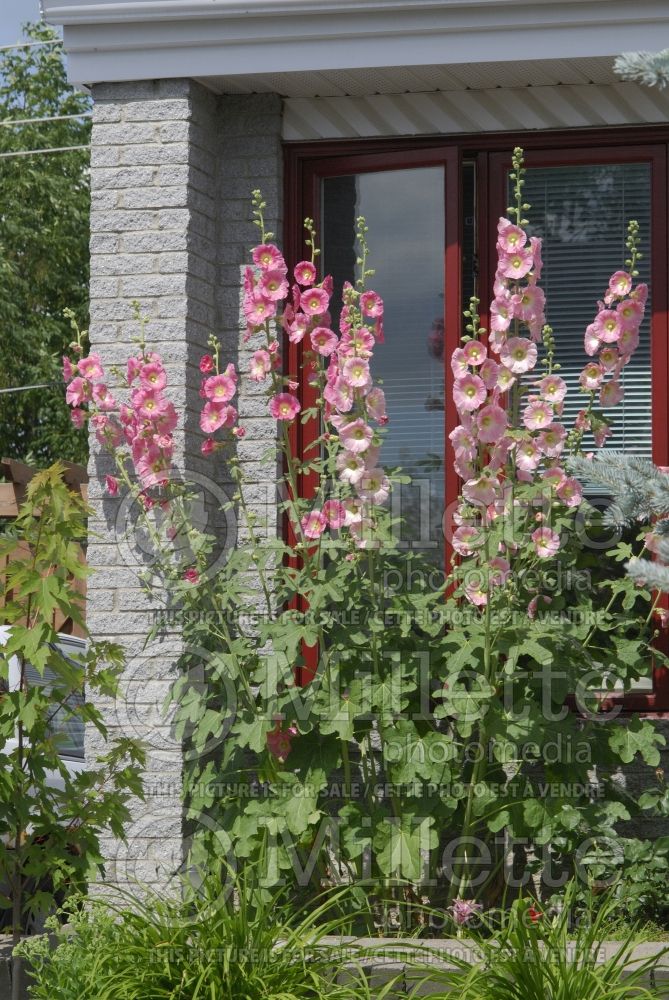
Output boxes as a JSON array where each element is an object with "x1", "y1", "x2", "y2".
[{"x1": 85, "y1": 80, "x2": 282, "y2": 888}]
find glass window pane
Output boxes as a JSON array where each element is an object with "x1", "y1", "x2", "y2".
[{"x1": 322, "y1": 167, "x2": 446, "y2": 567}]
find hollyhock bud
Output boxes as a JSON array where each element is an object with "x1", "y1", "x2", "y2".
[
  {"x1": 183, "y1": 567, "x2": 200, "y2": 584},
  {"x1": 199, "y1": 354, "x2": 215, "y2": 374},
  {"x1": 105, "y1": 475, "x2": 119, "y2": 496},
  {"x1": 201, "y1": 438, "x2": 215, "y2": 455}
]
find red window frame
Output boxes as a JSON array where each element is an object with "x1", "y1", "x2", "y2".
[{"x1": 284, "y1": 127, "x2": 669, "y2": 713}]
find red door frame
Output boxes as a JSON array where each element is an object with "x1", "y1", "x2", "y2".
[{"x1": 284, "y1": 127, "x2": 669, "y2": 711}]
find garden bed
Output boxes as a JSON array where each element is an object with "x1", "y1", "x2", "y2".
[{"x1": 3, "y1": 932, "x2": 669, "y2": 999}]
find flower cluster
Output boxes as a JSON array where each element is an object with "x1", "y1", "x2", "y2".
[
  {"x1": 450, "y1": 215, "x2": 574, "y2": 595},
  {"x1": 198, "y1": 351, "x2": 241, "y2": 451},
  {"x1": 450, "y1": 177, "x2": 645, "y2": 609},
  {"x1": 205, "y1": 199, "x2": 390, "y2": 552},
  {"x1": 577, "y1": 264, "x2": 646, "y2": 447},
  {"x1": 63, "y1": 339, "x2": 177, "y2": 497}
]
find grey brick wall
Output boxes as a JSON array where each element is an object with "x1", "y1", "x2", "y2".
[{"x1": 86, "y1": 80, "x2": 283, "y2": 890}]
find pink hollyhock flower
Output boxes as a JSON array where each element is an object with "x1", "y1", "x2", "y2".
[
  {"x1": 310, "y1": 327, "x2": 338, "y2": 356},
  {"x1": 516, "y1": 439, "x2": 542, "y2": 472},
  {"x1": 631, "y1": 282, "x2": 649, "y2": 305},
  {"x1": 183, "y1": 567, "x2": 200, "y2": 584},
  {"x1": 498, "y1": 247, "x2": 534, "y2": 280},
  {"x1": 454, "y1": 454, "x2": 475, "y2": 480},
  {"x1": 301, "y1": 510, "x2": 327, "y2": 540},
  {"x1": 154, "y1": 403, "x2": 178, "y2": 435},
  {"x1": 140, "y1": 361, "x2": 167, "y2": 391},
  {"x1": 452, "y1": 525, "x2": 482, "y2": 556},
  {"x1": 337, "y1": 450, "x2": 366, "y2": 485},
  {"x1": 609, "y1": 270, "x2": 633, "y2": 298},
  {"x1": 575, "y1": 409, "x2": 591, "y2": 433},
  {"x1": 105, "y1": 475, "x2": 119, "y2": 496},
  {"x1": 599, "y1": 347, "x2": 619, "y2": 371},
  {"x1": 136, "y1": 449, "x2": 170, "y2": 488},
  {"x1": 537, "y1": 423, "x2": 566, "y2": 458},
  {"x1": 617, "y1": 298, "x2": 644, "y2": 332},
  {"x1": 323, "y1": 499, "x2": 346, "y2": 528},
  {"x1": 339, "y1": 327, "x2": 375, "y2": 357},
  {"x1": 249, "y1": 349, "x2": 271, "y2": 382},
  {"x1": 324, "y1": 377, "x2": 354, "y2": 413},
  {"x1": 62, "y1": 356, "x2": 74, "y2": 381},
  {"x1": 259, "y1": 269, "x2": 289, "y2": 302},
  {"x1": 70, "y1": 408, "x2": 86, "y2": 429},
  {"x1": 523, "y1": 399, "x2": 553, "y2": 431},
  {"x1": 476, "y1": 403, "x2": 507, "y2": 443},
  {"x1": 300, "y1": 286, "x2": 330, "y2": 317},
  {"x1": 203, "y1": 374, "x2": 236, "y2": 404},
  {"x1": 269, "y1": 393, "x2": 301, "y2": 422},
  {"x1": 78, "y1": 354, "x2": 104, "y2": 381},
  {"x1": 480, "y1": 359, "x2": 499, "y2": 389},
  {"x1": 132, "y1": 388, "x2": 168, "y2": 420},
  {"x1": 497, "y1": 366, "x2": 516, "y2": 392},
  {"x1": 594, "y1": 309, "x2": 621, "y2": 344},
  {"x1": 200, "y1": 402, "x2": 237, "y2": 434},
  {"x1": 463, "y1": 476, "x2": 499, "y2": 506},
  {"x1": 366, "y1": 387, "x2": 387, "y2": 423},
  {"x1": 92, "y1": 383, "x2": 117, "y2": 412},
  {"x1": 600, "y1": 380, "x2": 624, "y2": 407},
  {"x1": 528, "y1": 594, "x2": 551, "y2": 620},
  {"x1": 358, "y1": 467, "x2": 390, "y2": 505},
  {"x1": 360, "y1": 290, "x2": 384, "y2": 318},
  {"x1": 490, "y1": 297, "x2": 513, "y2": 333},
  {"x1": 497, "y1": 220, "x2": 527, "y2": 253},
  {"x1": 285, "y1": 312, "x2": 309, "y2": 345},
  {"x1": 584, "y1": 323, "x2": 602, "y2": 356},
  {"x1": 340, "y1": 418, "x2": 373, "y2": 454},
  {"x1": 579, "y1": 362, "x2": 605, "y2": 391},
  {"x1": 199, "y1": 354, "x2": 215, "y2": 374},
  {"x1": 453, "y1": 374, "x2": 486, "y2": 412},
  {"x1": 544, "y1": 466, "x2": 566, "y2": 488},
  {"x1": 530, "y1": 237, "x2": 543, "y2": 280},
  {"x1": 294, "y1": 260, "x2": 317, "y2": 286},
  {"x1": 488, "y1": 436, "x2": 513, "y2": 472},
  {"x1": 126, "y1": 356, "x2": 143, "y2": 385},
  {"x1": 252, "y1": 243, "x2": 287, "y2": 273},
  {"x1": 342, "y1": 356, "x2": 371, "y2": 390},
  {"x1": 513, "y1": 283, "x2": 545, "y2": 324},
  {"x1": 538, "y1": 375, "x2": 567, "y2": 403},
  {"x1": 245, "y1": 290, "x2": 276, "y2": 326},
  {"x1": 65, "y1": 377, "x2": 90, "y2": 407},
  {"x1": 451, "y1": 348, "x2": 470, "y2": 378},
  {"x1": 593, "y1": 422, "x2": 612, "y2": 447},
  {"x1": 450, "y1": 425, "x2": 476, "y2": 457},
  {"x1": 501, "y1": 337, "x2": 537, "y2": 375},
  {"x1": 266, "y1": 723, "x2": 298, "y2": 762},
  {"x1": 489, "y1": 557, "x2": 511, "y2": 586},
  {"x1": 557, "y1": 477, "x2": 583, "y2": 507},
  {"x1": 201, "y1": 438, "x2": 215, "y2": 455},
  {"x1": 463, "y1": 341, "x2": 487, "y2": 366},
  {"x1": 618, "y1": 327, "x2": 639, "y2": 357},
  {"x1": 532, "y1": 527, "x2": 560, "y2": 559}
]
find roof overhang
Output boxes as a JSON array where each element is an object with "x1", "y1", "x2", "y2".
[{"x1": 41, "y1": 0, "x2": 669, "y2": 92}]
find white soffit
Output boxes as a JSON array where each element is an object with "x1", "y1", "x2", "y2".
[
  {"x1": 281, "y1": 82, "x2": 669, "y2": 141},
  {"x1": 41, "y1": 0, "x2": 669, "y2": 87}
]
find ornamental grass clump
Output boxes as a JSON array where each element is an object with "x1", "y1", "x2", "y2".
[{"x1": 60, "y1": 154, "x2": 666, "y2": 913}]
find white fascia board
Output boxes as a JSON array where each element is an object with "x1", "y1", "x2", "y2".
[{"x1": 42, "y1": 0, "x2": 669, "y2": 87}]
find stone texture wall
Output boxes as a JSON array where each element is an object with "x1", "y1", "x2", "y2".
[{"x1": 85, "y1": 80, "x2": 283, "y2": 889}]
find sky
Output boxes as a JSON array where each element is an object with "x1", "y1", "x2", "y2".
[{"x1": 1, "y1": 0, "x2": 46, "y2": 47}]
